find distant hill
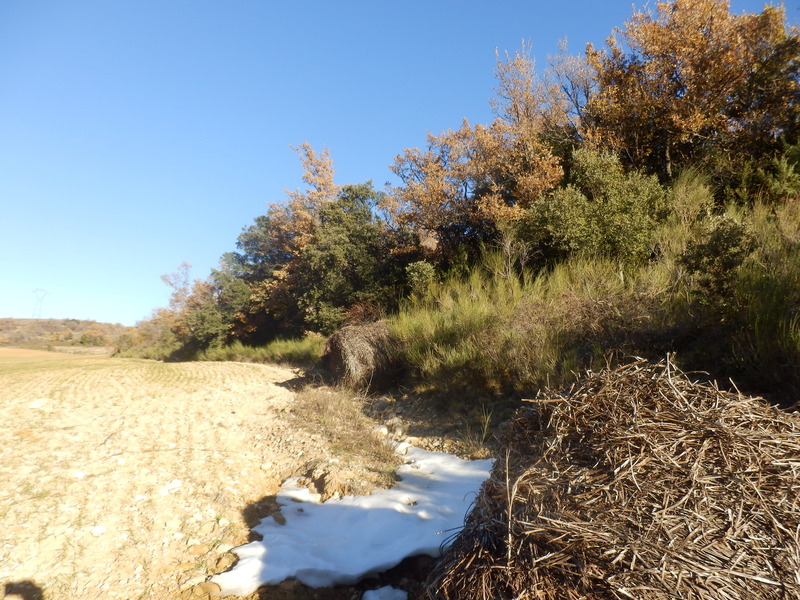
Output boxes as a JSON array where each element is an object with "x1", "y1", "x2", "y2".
[{"x1": 0, "y1": 318, "x2": 133, "y2": 351}]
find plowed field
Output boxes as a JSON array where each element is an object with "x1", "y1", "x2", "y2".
[{"x1": 0, "y1": 348, "x2": 303, "y2": 600}]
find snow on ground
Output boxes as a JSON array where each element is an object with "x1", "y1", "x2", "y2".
[
  {"x1": 211, "y1": 447, "x2": 493, "y2": 596},
  {"x1": 362, "y1": 586, "x2": 410, "y2": 600}
]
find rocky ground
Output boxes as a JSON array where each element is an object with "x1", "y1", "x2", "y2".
[{"x1": 0, "y1": 349, "x2": 475, "y2": 600}]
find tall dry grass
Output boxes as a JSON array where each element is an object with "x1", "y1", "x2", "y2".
[
  {"x1": 389, "y1": 252, "x2": 679, "y2": 400},
  {"x1": 390, "y1": 173, "x2": 800, "y2": 407}
]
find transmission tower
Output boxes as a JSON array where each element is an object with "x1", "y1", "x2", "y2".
[{"x1": 32, "y1": 289, "x2": 48, "y2": 319}]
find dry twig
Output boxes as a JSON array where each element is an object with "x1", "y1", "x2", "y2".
[{"x1": 426, "y1": 358, "x2": 800, "y2": 599}]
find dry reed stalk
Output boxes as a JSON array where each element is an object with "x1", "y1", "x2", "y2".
[{"x1": 426, "y1": 358, "x2": 800, "y2": 599}]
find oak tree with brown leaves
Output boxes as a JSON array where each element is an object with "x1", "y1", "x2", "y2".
[
  {"x1": 585, "y1": 0, "x2": 800, "y2": 179},
  {"x1": 388, "y1": 48, "x2": 564, "y2": 262}
]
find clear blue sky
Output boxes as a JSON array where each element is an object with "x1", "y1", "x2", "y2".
[{"x1": 1, "y1": 0, "x2": 794, "y2": 326}]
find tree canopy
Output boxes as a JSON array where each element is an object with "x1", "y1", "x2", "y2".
[{"x1": 585, "y1": 0, "x2": 800, "y2": 178}]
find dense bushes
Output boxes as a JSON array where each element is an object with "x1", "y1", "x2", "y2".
[
  {"x1": 389, "y1": 254, "x2": 670, "y2": 399},
  {"x1": 199, "y1": 336, "x2": 324, "y2": 367},
  {"x1": 126, "y1": 0, "x2": 799, "y2": 406},
  {"x1": 389, "y1": 184, "x2": 800, "y2": 407},
  {"x1": 519, "y1": 149, "x2": 668, "y2": 263}
]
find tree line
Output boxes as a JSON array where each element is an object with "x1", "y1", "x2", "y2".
[{"x1": 122, "y1": 0, "x2": 800, "y2": 393}]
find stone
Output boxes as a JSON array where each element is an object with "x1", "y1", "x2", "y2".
[
  {"x1": 193, "y1": 581, "x2": 221, "y2": 596},
  {"x1": 199, "y1": 521, "x2": 215, "y2": 535},
  {"x1": 179, "y1": 575, "x2": 206, "y2": 591},
  {"x1": 215, "y1": 553, "x2": 236, "y2": 571},
  {"x1": 188, "y1": 544, "x2": 210, "y2": 556}
]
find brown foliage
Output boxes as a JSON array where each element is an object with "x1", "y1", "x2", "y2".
[
  {"x1": 272, "y1": 143, "x2": 339, "y2": 257},
  {"x1": 586, "y1": 0, "x2": 800, "y2": 177},
  {"x1": 249, "y1": 143, "x2": 339, "y2": 329},
  {"x1": 388, "y1": 48, "x2": 564, "y2": 252}
]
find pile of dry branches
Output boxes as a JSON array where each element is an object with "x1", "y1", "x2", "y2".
[{"x1": 426, "y1": 359, "x2": 800, "y2": 599}]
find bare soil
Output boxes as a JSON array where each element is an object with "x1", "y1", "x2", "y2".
[
  {"x1": 0, "y1": 349, "x2": 485, "y2": 600},
  {"x1": 0, "y1": 349, "x2": 339, "y2": 600}
]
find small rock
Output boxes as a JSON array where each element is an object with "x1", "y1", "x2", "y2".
[
  {"x1": 394, "y1": 442, "x2": 410, "y2": 455},
  {"x1": 194, "y1": 581, "x2": 221, "y2": 596},
  {"x1": 28, "y1": 398, "x2": 49, "y2": 409},
  {"x1": 159, "y1": 478, "x2": 182, "y2": 496},
  {"x1": 179, "y1": 575, "x2": 206, "y2": 591},
  {"x1": 372, "y1": 398, "x2": 392, "y2": 414},
  {"x1": 215, "y1": 553, "x2": 236, "y2": 571},
  {"x1": 199, "y1": 521, "x2": 215, "y2": 535},
  {"x1": 188, "y1": 544, "x2": 210, "y2": 556},
  {"x1": 215, "y1": 542, "x2": 234, "y2": 553}
]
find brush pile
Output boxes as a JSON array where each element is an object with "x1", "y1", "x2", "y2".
[{"x1": 426, "y1": 359, "x2": 800, "y2": 599}]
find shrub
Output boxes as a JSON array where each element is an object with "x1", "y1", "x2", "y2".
[
  {"x1": 679, "y1": 214, "x2": 754, "y2": 302},
  {"x1": 406, "y1": 260, "x2": 437, "y2": 298},
  {"x1": 521, "y1": 149, "x2": 667, "y2": 264},
  {"x1": 727, "y1": 201, "x2": 800, "y2": 400}
]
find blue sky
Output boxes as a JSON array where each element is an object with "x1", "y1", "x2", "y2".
[{"x1": 1, "y1": 0, "x2": 794, "y2": 326}]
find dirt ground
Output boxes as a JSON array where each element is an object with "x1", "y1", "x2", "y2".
[{"x1": 0, "y1": 348, "x2": 368, "y2": 600}]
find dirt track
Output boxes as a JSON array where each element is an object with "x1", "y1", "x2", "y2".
[{"x1": 0, "y1": 349, "x2": 311, "y2": 600}]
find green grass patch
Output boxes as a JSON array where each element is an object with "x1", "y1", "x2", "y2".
[{"x1": 198, "y1": 335, "x2": 325, "y2": 367}]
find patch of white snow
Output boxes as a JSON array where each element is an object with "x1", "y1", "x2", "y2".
[
  {"x1": 363, "y1": 586, "x2": 409, "y2": 600},
  {"x1": 211, "y1": 447, "x2": 491, "y2": 596}
]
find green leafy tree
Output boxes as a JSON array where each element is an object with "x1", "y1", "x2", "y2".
[
  {"x1": 179, "y1": 289, "x2": 228, "y2": 350},
  {"x1": 296, "y1": 182, "x2": 412, "y2": 333},
  {"x1": 230, "y1": 216, "x2": 294, "y2": 283},
  {"x1": 158, "y1": 263, "x2": 246, "y2": 353}
]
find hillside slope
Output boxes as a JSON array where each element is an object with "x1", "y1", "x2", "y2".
[{"x1": 0, "y1": 318, "x2": 131, "y2": 349}]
